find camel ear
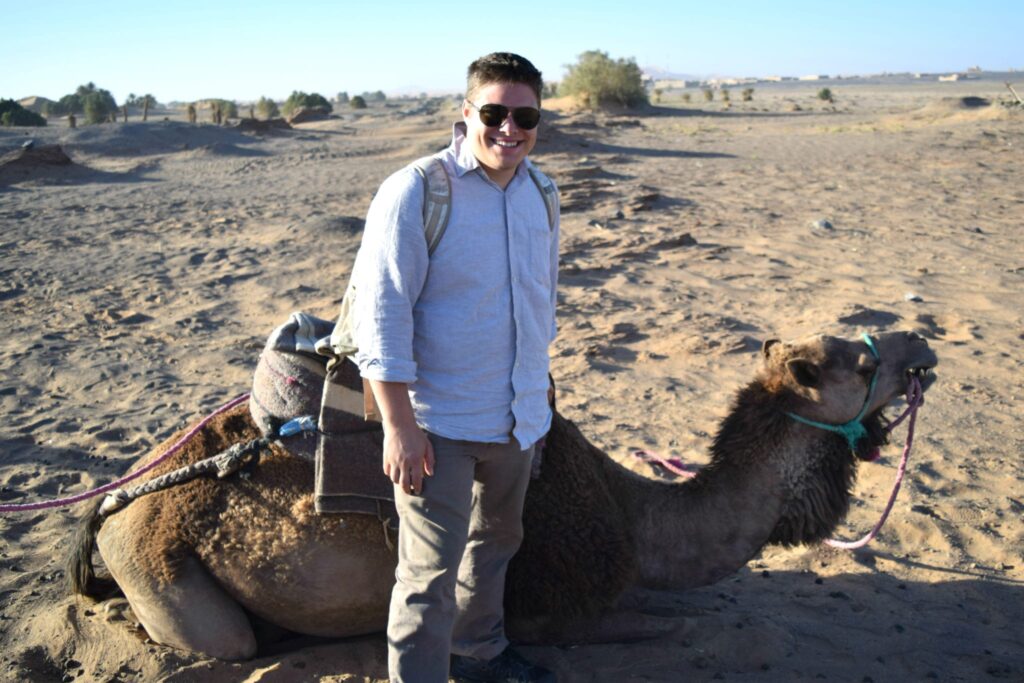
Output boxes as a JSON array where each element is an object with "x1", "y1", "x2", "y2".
[
  {"x1": 761, "y1": 338, "x2": 782, "y2": 360},
  {"x1": 786, "y1": 358, "x2": 821, "y2": 388}
]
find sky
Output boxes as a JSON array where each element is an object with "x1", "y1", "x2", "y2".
[{"x1": 4, "y1": 0, "x2": 1022, "y2": 103}]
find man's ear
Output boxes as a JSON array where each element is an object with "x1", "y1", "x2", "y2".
[
  {"x1": 786, "y1": 358, "x2": 821, "y2": 388},
  {"x1": 761, "y1": 338, "x2": 781, "y2": 360}
]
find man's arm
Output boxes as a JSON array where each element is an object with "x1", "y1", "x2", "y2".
[{"x1": 371, "y1": 380, "x2": 434, "y2": 495}]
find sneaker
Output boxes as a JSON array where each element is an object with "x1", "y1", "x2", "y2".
[{"x1": 450, "y1": 646, "x2": 557, "y2": 682}]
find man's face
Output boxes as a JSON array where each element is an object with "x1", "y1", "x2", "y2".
[{"x1": 462, "y1": 81, "x2": 538, "y2": 186}]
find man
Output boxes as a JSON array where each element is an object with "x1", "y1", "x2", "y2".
[{"x1": 351, "y1": 53, "x2": 559, "y2": 682}]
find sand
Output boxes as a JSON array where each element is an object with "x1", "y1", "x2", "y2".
[{"x1": 1, "y1": 78, "x2": 1022, "y2": 681}]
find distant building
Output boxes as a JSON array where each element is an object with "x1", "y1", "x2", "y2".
[
  {"x1": 938, "y1": 73, "x2": 963, "y2": 81},
  {"x1": 652, "y1": 79, "x2": 699, "y2": 90},
  {"x1": 798, "y1": 74, "x2": 829, "y2": 81}
]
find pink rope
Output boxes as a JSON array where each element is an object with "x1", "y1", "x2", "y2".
[
  {"x1": 0, "y1": 393, "x2": 251, "y2": 513},
  {"x1": 825, "y1": 374, "x2": 923, "y2": 549},
  {"x1": 632, "y1": 450, "x2": 699, "y2": 478}
]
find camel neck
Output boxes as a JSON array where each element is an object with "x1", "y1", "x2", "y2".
[{"x1": 606, "y1": 455, "x2": 787, "y2": 590}]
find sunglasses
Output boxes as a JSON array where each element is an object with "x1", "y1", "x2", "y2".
[{"x1": 467, "y1": 101, "x2": 541, "y2": 130}]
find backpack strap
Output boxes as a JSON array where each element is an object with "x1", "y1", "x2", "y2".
[
  {"x1": 411, "y1": 156, "x2": 451, "y2": 256},
  {"x1": 527, "y1": 165, "x2": 558, "y2": 231}
]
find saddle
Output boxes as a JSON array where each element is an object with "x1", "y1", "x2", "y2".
[{"x1": 249, "y1": 312, "x2": 396, "y2": 525}]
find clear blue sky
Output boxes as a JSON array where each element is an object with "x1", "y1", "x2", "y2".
[{"x1": 5, "y1": 0, "x2": 1021, "y2": 103}]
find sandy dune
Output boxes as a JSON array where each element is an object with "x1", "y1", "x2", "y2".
[{"x1": 1, "y1": 79, "x2": 1022, "y2": 681}]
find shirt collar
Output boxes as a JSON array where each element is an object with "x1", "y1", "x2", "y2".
[{"x1": 449, "y1": 121, "x2": 533, "y2": 183}]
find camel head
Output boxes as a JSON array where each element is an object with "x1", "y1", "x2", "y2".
[
  {"x1": 760, "y1": 330, "x2": 937, "y2": 434},
  {"x1": 752, "y1": 331, "x2": 937, "y2": 546}
]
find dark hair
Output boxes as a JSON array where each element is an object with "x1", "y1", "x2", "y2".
[{"x1": 466, "y1": 52, "x2": 543, "y2": 105}]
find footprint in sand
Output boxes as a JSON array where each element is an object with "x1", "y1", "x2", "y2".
[
  {"x1": 913, "y1": 313, "x2": 978, "y2": 344},
  {"x1": 837, "y1": 306, "x2": 902, "y2": 329}
]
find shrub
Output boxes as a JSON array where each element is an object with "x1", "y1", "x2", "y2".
[
  {"x1": 256, "y1": 96, "x2": 280, "y2": 119},
  {"x1": 682, "y1": 93, "x2": 692, "y2": 103},
  {"x1": 742, "y1": 88, "x2": 754, "y2": 101},
  {"x1": 207, "y1": 99, "x2": 238, "y2": 119},
  {"x1": 282, "y1": 91, "x2": 332, "y2": 117},
  {"x1": 46, "y1": 82, "x2": 117, "y2": 123},
  {"x1": 721, "y1": 88, "x2": 730, "y2": 102},
  {"x1": 0, "y1": 99, "x2": 47, "y2": 127},
  {"x1": 652, "y1": 88, "x2": 663, "y2": 104},
  {"x1": 350, "y1": 95, "x2": 367, "y2": 109},
  {"x1": 817, "y1": 87, "x2": 834, "y2": 103},
  {"x1": 702, "y1": 88, "x2": 714, "y2": 102},
  {"x1": 559, "y1": 50, "x2": 647, "y2": 108}
]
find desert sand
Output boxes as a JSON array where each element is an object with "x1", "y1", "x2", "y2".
[{"x1": 1, "y1": 77, "x2": 1022, "y2": 681}]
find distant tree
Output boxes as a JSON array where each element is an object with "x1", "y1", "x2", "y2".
[
  {"x1": 46, "y1": 83, "x2": 117, "y2": 124},
  {"x1": 82, "y1": 91, "x2": 117, "y2": 124},
  {"x1": 742, "y1": 87, "x2": 754, "y2": 101},
  {"x1": 817, "y1": 87, "x2": 834, "y2": 103},
  {"x1": 652, "y1": 88, "x2": 663, "y2": 104},
  {"x1": 350, "y1": 95, "x2": 367, "y2": 109},
  {"x1": 206, "y1": 99, "x2": 238, "y2": 119},
  {"x1": 559, "y1": 50, "x2": 647, "y2": 108},
  {"x1": 702, "y1": 88, "x2": 714, "y2": 102},
  {"x1": 681, "y1": 92, "x2": 692, "y2": 103},
  {"x1": 359, "y1": 90, "x2": 386, "y2": 103},
  {"x1": 282, "y1": 91, "x2": 332, "y2": 117},
  {"x1": 542, "y1": 82, "x2": 558, "y2": 100},
  {"x1": 721, "y1": 88, "x2": 730, "y2": 102},
  {"x1": 256, "y1": 96, "x2": 280, "y2": 119},
  {"x1": 0, "y1": 99, "x2": 47, "y2": 127},
  {"x1": 336, "y1": 91, "x2": 349, "y2": 104}
]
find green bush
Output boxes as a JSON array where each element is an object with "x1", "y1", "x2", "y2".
[
  {"x1": 721, "y1": 88, "x2": 730, "y2": 102},
  {"x1": 46, "y1": 82, "x2": 117, "y2": 123},
  {"x1": 0, "y1": 99, "x2": 47, "y2": 127},
  {"x1": 350, "y1": 95, "x2": 367, "y2": 109},
  {"x1": 282, "y1": 91, "x2": 332, "y2": 117},
  {"x1": 559, "y1": 50, "x2": 647, "y2": 108},
  {"x1": 817, "y1": 87, "x2": 834, "y2": 103},
  {"x1": 702, "y1": 88, "x2": 714, "y2": 102},
  {"x1": 207, "y1": 99, "x2": 238, "y2": 119},
  {"x1": 681, "y1": 93, "x2": 692, "y2": 103},
  {"x1": 742, "y1": 87, "x2": 754, "y2": 102},
  {"x1": 256, "y1": 96, "x2": 280, "y2": 119}
]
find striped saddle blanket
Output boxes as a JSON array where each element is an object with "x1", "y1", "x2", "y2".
[{"x1": 249, "y1": 312, "x2": 395, "y2": 523}]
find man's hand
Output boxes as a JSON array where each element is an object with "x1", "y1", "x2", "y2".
[
  {"x1": 383, "y1": 422, "x2": 435, "y2": 495},
  {"x1": 370, "y1": 380, "x2": 435, "y2": 495}
]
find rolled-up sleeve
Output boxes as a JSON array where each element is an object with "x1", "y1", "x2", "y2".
[{"x1": 353, "y1": 168, "x2": 429, "y2": 384}]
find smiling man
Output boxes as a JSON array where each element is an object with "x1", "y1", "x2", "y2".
[{"x1": 351, "y1": 53, "x2": 559, "y2": 682}]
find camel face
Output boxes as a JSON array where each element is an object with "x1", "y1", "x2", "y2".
[{"x1": 761, "y1": 331, "x2": 937, "y2": 425}]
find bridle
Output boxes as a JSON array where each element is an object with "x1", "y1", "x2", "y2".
[{"x1": 785, "y1": 332, "x2": 880, "y2": 452}]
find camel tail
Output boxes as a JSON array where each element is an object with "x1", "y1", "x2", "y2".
[{"x1": 66, "y1": 497, "x2": 118, "y2": 599}]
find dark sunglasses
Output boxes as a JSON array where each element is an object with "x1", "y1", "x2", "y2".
[{"x1": 467, "y1": 101, "x2": 541, "y2": 130}]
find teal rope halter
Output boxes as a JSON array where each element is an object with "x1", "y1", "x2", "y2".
[{"x1": 786, "y1": 333, "x2": 880, "y2": 451}]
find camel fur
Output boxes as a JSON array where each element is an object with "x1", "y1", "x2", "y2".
[{"x1": 68, "y1": 330, "x2": 937, "y2": 659}]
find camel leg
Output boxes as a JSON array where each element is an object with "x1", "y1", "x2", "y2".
[{"x1": 96, "y1": 525, "x2": 256, "y2": 660}]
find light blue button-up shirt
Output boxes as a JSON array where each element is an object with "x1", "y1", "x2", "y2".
[{"x1": 352, "y1": 123, "x2": 559, "y2": 449}]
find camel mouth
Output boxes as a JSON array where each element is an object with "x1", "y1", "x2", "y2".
[{"x1": 905, "y1": 364, "x2": 937, "y2": 392}]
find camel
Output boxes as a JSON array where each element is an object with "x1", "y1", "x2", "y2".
[{"x1": 68, "y1": 330, "x2": 936, "y2": 660}]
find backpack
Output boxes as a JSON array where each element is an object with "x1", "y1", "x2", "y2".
[{"x1": 325, "y1": 154, "x2": 558, "y2": 420}]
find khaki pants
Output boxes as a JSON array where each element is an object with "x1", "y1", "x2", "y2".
[{"x1": 387, "y1": 433, "x2": 534, "y2": 683}]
